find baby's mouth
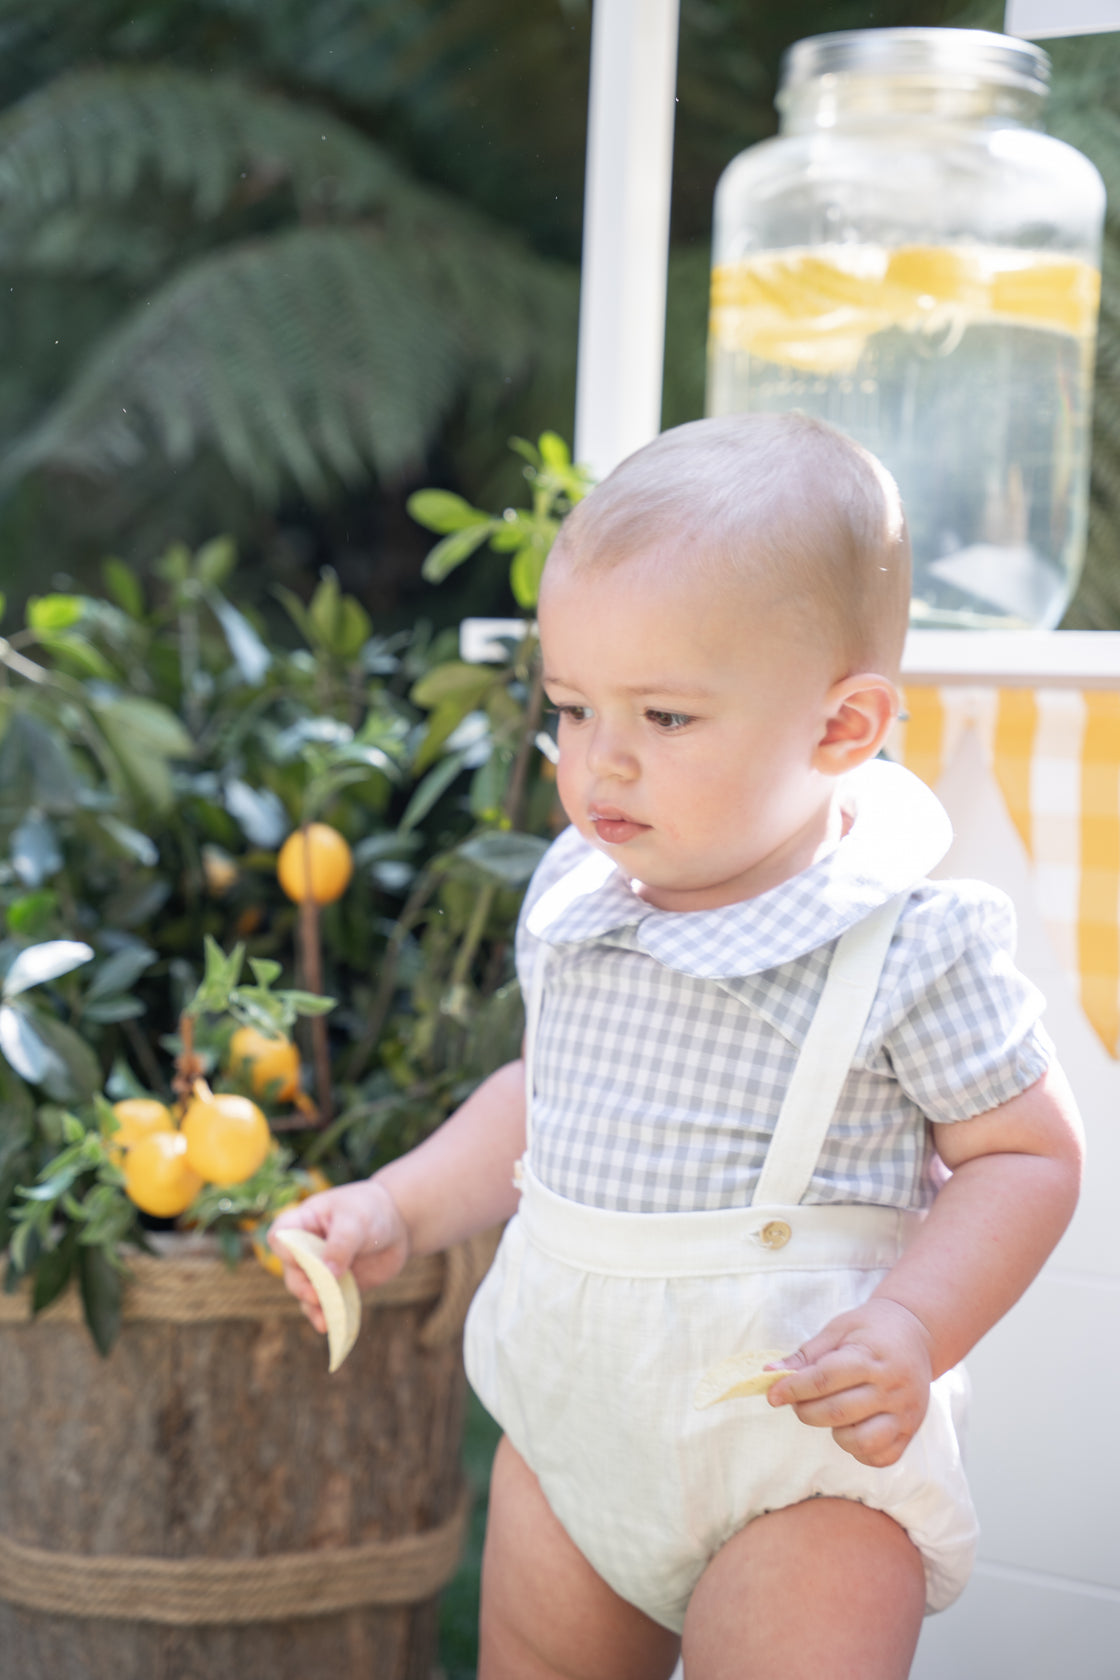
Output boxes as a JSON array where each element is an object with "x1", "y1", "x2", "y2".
[{"x1": 590, "y1": 808, "x2": 649, "y2": 845}]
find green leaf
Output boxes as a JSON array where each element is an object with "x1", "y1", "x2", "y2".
[
  {"x1": 279, "y1": 991, "x2": 336, "y2": 1017},
  {"x1": 208, "y1": 592, "x2": 271, "y2": 685},
  {"x1": 0, "y1": 1002, "x2": 54, "y2": 1083},
  {"x1": 483, "y1": 512, "x2": 531, "y2": 553},
  {"x1": 31, "y1": 1227, "x2": 77, "y2": 1315},
  {"x1": 308, "y1": 572, "x2": 343, "y2": 650},
  {"x1": 94, "y1": 696, "x2": 194, "y2": 810},
  {"x1": 468, "y1": 753, "x2": 511, "y2": 822},
  {"x1": 20, "y1": 1153, "x2": 90, "y2": 1202},
  {"x1": 84, "y1": 944, "x2": 157, "y2": 1004},
  {"x1": 406, "y1": 489, "x2": 491, "y2": 535},
  {"x1": 96, "y1": 696, "x2": 193, "y2": 759},
  {"x1": 511, "y1": 543, "x2": 548, "y2": 610},
  {"x1": 273, "y1": 584, "x2": 315, "y2": 645},
  {"x1": 248, "y1": 958, "x2": 283, "y2": 988},
  {"x1": 413, "y1": 695, "x2": 482, "y2": 775},
  {"x1": 185, "y1": 937, "x2": 245, "y2": 1016},
  {"x1": 101, "y1": 558, "x2": 144, "y2": 619},
  {"x1": 410, "y1": 661, "x2": 496, "y2": 710},
  {"x1": 398, "y1": 752, "x2": 467, "y2": 835},
  {"x1": 5, "y1": 890, "x2": 58, "y2": 940},
  {"x1": 20, "y1": 1011, "x2": 102, "y2": 1102},
  {"x1": 194, "y1": 536, "x2": 237, "y2": 589},
  {"x1": 454, "y1": 830, "x2": 549, "y2": 886},
  {"x1": 78, "y1": 1243, "x2": 123, "y2": 1357},
  {"x1": 3, "y1": 939, "x2": 94, "y2": 998},
  {"x1": 27, "y1": 594, "x2": 83, "y2": 633},
  {"x1": 82, "y1": 996, "x2": 147, "y2": 1024},
  {"x1": 537, "y1": 431, "x2": 571, "y2": 468},
  {"x1": 227, "y1": 993, "x2": 288, "y2": 1036},
  {"x1": 420, "y1": 523, "x2": 497, "y2": 584},
  {"x1": 39, "y1": 633, "x2": 116, "y2": 681}
]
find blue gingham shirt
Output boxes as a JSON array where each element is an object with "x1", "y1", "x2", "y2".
[{"x1": 518, "y1": 760, "x2": 1051, "y2": 1214}]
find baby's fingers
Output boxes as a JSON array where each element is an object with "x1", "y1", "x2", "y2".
[{"x1": 766, "y1": 1340, "x2": 868, "y2": 1410}]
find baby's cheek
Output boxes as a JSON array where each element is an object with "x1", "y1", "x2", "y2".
[{"x1": 554, "y1": 760, "x2": 582, "y2": 827}]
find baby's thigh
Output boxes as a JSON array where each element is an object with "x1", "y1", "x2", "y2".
[
  {"x1": 682, "y1": 1497, "x2": 925, "y2": 1680},
  {"x1": 479, "y1": 1434, "x2": 681, "y2": 1680}
]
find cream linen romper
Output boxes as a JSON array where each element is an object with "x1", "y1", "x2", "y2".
[{"x1": 464, "y1": 891, "x2": 979, "y2": 1632}]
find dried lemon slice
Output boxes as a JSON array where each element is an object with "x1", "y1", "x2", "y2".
[
  {"x1": 273, "y1": 1228, "x2": 361, "y2": 1373},
  {"x1": 693, "y1": 1349, "x2": 790, "y2": 1409}
]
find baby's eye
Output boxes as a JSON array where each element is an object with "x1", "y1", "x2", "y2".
[
  {"x1": 549, "y1": 702, "x2": 592, "y2": 725},
  {"x1": 646, "y1": 709, "x2": 692, "y2": 732}
]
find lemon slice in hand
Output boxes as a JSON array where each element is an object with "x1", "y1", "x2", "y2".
[
  {"x1": 693, "y1": 1348, "x2": 790, "y2": 1409},
  {"x1": 273, "y1": 1228, "x2": 362, "y2": 1373}
]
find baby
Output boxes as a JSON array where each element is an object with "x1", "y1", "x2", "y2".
[{"x1": 273, "y1": 413, "x2": 1083, "y2": 1680}]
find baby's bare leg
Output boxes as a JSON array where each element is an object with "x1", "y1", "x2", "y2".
[
  {"x1": 682, "y1": 1498, "x2": 925, "y2": 1680},
  {"x1": 478, "y1": 1435, "x2": 681, "y2": 1680}
]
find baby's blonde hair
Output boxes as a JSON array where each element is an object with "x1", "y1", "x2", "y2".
[{"x1": 548, "y1": 413, "x2": 910, "y2": 675}]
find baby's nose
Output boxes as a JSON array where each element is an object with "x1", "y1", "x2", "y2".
[{"x1": 586, "y1": 722, "x2": 638, "y2": 777}]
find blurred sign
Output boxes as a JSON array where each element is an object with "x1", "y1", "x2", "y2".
[{"x1": 1006, "y1": 0, "x2": 1120, "y2": 35}]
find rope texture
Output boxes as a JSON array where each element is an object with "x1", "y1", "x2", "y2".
[
  {"x1": 0, "y1": 1228, "x2": 501, "y2": 1343},
  {"x1": 0, "y1": 1489, "x2": 470, "y2": 1624}
]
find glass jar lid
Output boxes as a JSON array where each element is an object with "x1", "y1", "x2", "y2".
[
  {"x1": 776, "y1": 27, "x2": 1052, "y2": 130},
  {"x1": 779, "y1": 27, "x2": 1050, "y2": 101}
]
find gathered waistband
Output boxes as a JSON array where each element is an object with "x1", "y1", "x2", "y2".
[{"x1": 515, "y1": 1160, "x2": 922, "y2": 1279}]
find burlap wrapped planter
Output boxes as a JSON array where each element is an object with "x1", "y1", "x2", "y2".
[{"x1": 0, "y1": 1229, "x2": 498, "y2": 1680}]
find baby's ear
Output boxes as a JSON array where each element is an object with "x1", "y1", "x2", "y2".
[{"x1": 814, "y1": 673, "x2": 899, "y2": 773}]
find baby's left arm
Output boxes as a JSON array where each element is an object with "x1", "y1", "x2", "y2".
[{"x1": 767, "y1": 1061, "x2": 1084, "y2": 1467}]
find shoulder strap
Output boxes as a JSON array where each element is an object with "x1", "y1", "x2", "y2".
[
  {"x1": 751, "y1": 892, "x2": 908, "y2": 1208},
  {"x1": 522, "y1": 946, "x2": 549, "y2": 1154}
]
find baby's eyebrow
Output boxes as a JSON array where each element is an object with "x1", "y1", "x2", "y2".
[
  {"x1": 622, "y1": 682, "x2": 713, "y2": 699},
  {"x1": 544, "y1": 672, "x2": 715, "y2": 700},
  {"x1": 544, "y1": 672, "x2": 715, "y2": 698}
]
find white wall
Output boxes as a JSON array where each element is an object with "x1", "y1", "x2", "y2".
[{"x1": 912, "y1": 728, "x2": 1120, "y2": 1679}]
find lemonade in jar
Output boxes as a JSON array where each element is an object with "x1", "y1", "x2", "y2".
[{"x1": 708, "y1": 29, "x2": 1105, "y2": 629}]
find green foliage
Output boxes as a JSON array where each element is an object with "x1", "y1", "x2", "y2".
[
  {"x1": 0, "y1": 70, "x2": 576, "y2": 509},
  {"x1": 1, "y1": 447, "x2": 567, "y2": 1348},
  {"x1": 410, "y1": 432, "x2": 592, "y2": 608}
]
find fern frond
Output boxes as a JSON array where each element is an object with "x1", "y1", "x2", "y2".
[
  {"x1": 0, "y1": 66, "x2": 429, "y2": 224},
  {"x1": 4, "y1": 221, "x2": 572, "y2": 503}
]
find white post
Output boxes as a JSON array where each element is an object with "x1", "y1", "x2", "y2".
[
  {"x1": 1005, "y1": 0, "x2": 1120, "y2": 34},
  {"x1": 574, "y1": 0, "x2": 681, "y2": 483}
]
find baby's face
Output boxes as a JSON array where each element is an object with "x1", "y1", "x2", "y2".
[{"x1": 538, "y1": 550, "x2": 853, "y2": 912}]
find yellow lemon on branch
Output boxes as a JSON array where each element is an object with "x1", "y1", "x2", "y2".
[
  {"x1": 182, "y1": 1083, "x2": 272, "y2": 1185},
  {"x1": 123, "y1": 1131, "x2": 204, "y2": 1217},
  {"x1": 228, "y1": 1025, "x2": 301, "y2": 1103},
  {"x1": 276, "y1": 823, "x2": 353, "y2": 905},
  {"x1": 106, "y1": 1097, "x2": 174, "y2": 1164}
]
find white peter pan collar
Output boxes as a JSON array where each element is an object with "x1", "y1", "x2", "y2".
[{"x1": 525, "y1": 758, "x2": 952, "y2": 978}]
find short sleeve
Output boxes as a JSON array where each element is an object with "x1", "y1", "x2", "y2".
[
  {"x1": 873, "y1": 880, "x2": 1053, "y2": 1124},
  {"x1": 514, "y1": 826, "x2": 590, "y2": 1000}
]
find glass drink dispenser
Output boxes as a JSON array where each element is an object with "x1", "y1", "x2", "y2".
[{"x1": 707, "y1": 28, "x2": 1105, "y2": 629}]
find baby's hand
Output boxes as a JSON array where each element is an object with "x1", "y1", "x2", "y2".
[
  {"x1": 765, "y1": 1297, "x2": 933, "y2": 1468},
  {"x1": 269, "y1": 1177, "x2": 409, "y2": 1334}
]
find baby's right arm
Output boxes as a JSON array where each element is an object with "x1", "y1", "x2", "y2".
[{"x1": 270, "y1": 1057, "x2": 525, "y2": 1332}]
